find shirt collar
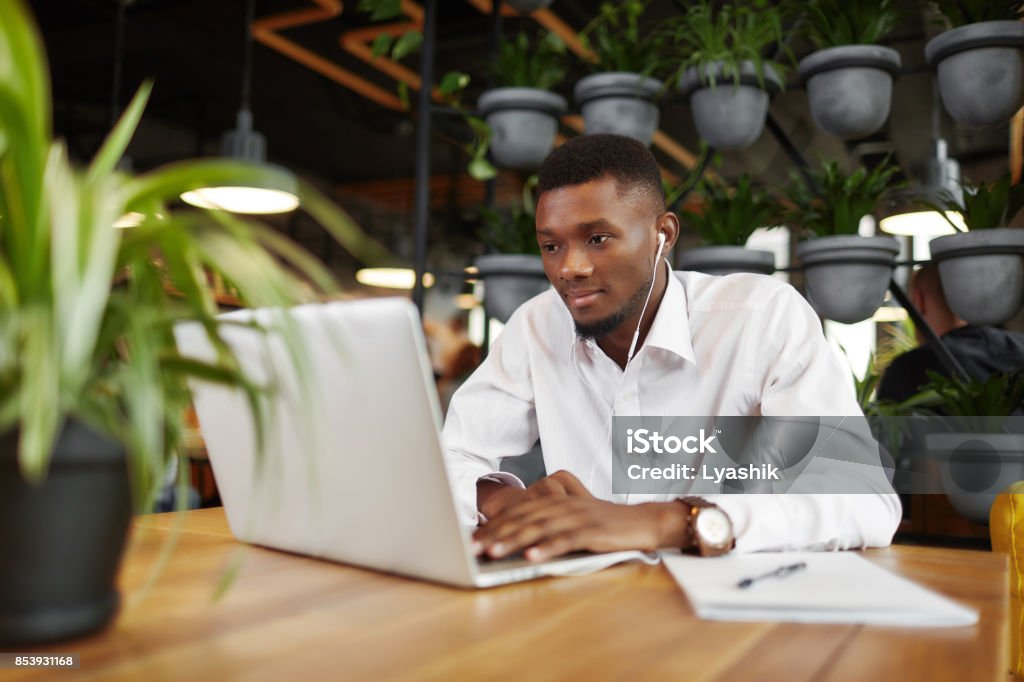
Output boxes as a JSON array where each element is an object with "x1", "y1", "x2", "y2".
[
  {"x1": 642, "y1": 261, "x2": 696, "y2": 364},
  {"x1": 569, "y1": 261, "x2": 697, "y2": 366}
]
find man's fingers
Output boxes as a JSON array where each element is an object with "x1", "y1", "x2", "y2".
[
  {"x1": 482, "y1": 508, "x2": 592, "y2": 558},
  {"x1": 548, "y1": 470, "x2": 594, "y2": 498},
  {"x1": 526, "y1": 477, "x2": 566, "y2": 499},
  {"x1": 525, "y1": 528, "x2": 592, "y2": 562},
  {"x1": 528, "y1": 473, "x2": 579, "y2": 498},
  {"x1": 522, "y1": 471, "x2": 594, "y2": 501},
  {"x1": 475, "y1": 496, "x2": 582, "y2": 544}
]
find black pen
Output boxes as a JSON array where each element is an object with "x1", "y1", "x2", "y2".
[{"x1": 736, "y1": 561, "x2": 807, "y2": 589}]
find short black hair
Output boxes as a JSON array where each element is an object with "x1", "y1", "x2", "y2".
[{"x1": 537, "y1": 134, "x2": 665, "y2": 217}]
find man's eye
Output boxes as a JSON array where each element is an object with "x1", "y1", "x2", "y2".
[
  {"x1": 542, "y1": 243, "x2": 560, "y2": 254},
  {"x1": 589, "y1": 235, "x2": 609, "y2": 245}
]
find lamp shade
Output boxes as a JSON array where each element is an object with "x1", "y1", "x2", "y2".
[
  {"x1": 180, "y1": 110, "x2": 299, "y2": 214},
  {"x1": 355, "y1": 268, "x2": 435, "y2": 290},
  {"x1": 879, "y1": 209, "x2": 965, "y2": 237},
  {"x1": 879, "y1": 139, "x2": 964, "y2": 237}
]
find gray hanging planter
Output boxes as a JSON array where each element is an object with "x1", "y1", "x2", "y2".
[
  {"x1": 478, "y1": 87, "x2": 567, "y2": 171},
  {"x1": 925, "y1": 20, "x2": 1024, "y2": 128},
  {"x1": 677, "y1": 246, "x2": 775, "y2": 276},
  {"x1": 0, "y1": 420, "x2": 132, "y2": 645},
  {"x1": 505, "y1": 0, "x2": 554, "y2": 10},
  {"x1": 924, "y1": 432, "x2": 1024, "y2": 524},
  {"x1": 798, "y1": 45, "x2": 901, "y2": 139},
  {"x1": 929, "y1": 228, "x2": 1024, "y2": 325},
  {"x1": 795, "y1": 235, "x2": 900, "y2": 324},
  {"x1": 474, "y1": 254, "x2": 550, "y2": 323},
  {"x1": 678, "y1": 61, "x2": 782, "y2": 150},
  {"x1": 573, "y1": 72, "x2": 663, "y2": 146}
]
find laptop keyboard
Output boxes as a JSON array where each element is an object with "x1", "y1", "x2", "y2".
[{"x1": 475, "y1": 551, "x2": 596, "y2": 573}]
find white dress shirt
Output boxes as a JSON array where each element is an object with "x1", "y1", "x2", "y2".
[{"x1": 442, "y1": 267, "x2": 901, "y2": 552}]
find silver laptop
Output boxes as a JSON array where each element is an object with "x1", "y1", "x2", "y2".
[{"x1": 173, "y1": 298, "x2": 659, "y2": 588}]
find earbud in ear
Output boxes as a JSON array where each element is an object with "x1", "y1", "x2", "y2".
[{"x1": 658, "y1": 232, "x2": 666, "y2": 248}]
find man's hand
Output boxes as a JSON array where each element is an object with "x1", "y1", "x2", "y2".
[
  {"x1": 472, "y1": 495, "x2": 690, "y2": 562},
  {"x1": 477, "y1": 469, "x2": 595, "y2": 520}
]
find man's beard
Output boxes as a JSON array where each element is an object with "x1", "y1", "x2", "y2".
[{"x1": 572, "y1": 276, "x2": 652, "y2": 341}]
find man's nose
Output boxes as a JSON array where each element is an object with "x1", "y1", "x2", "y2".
[{"x1": 559, "y1": 245, "x2": 594, "y2": 280}]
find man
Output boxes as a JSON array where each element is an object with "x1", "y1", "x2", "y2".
[
  {"x1": 878, "y1": 263, "x2": 1024, "y2": 402},
  {"x1": 443, "y1": 134, "x2": 900, "y2": 562}
]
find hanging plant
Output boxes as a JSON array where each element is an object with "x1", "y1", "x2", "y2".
[
  {"x1": 474, "y1": 176, "x2": 549, "y2": 323},
  {"x1": 677, "y1": 175, "x2": 778, "y2": 275},
  {"x1": 925, "y1": 0, "x2": 1024, "y2": 127},
  {"x1": 927, "y1": 174, "x2": 1024, "y2": 325},
  {"x1": 796, "y1": 0, "x2": 904, "y2": 139},
  {"x1": 781, "y1": 159, "x2": 904, "y2": 324},
  {"x1": 912, "y1": 369, "x2": 1024, "y2": 524},
  {"x1": 666, "y1": 1, "x2": 788, "y2": 149},
  {"x1": 573, "y1": 0, "x2": 666, "y2": 145},
  {"x1": 360, "y1": 1, "x2": 493, "y2": 179},
  {"x1": 780, "y1": 159, "x2": 902, "y2": 239},
  {"x1": 477, "y1": 31, "x2": 568, "y2": 171}
]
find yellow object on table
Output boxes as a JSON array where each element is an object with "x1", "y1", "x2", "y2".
[{"x1": 992, "y1": 481, "x2": 1024, "y2": 677}]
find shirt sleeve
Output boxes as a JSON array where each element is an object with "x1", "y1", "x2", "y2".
[
  {"x1": 707, "y1": 285, "x2": 902, "y2": 553},
  {"x1": 441, "y1": 311, "x2": 539, "y2": 525}
]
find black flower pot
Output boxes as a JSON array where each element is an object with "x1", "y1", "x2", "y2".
[
  {"x1": 574, "y1": 72, "x2": 663, "y2": 146},
  {"x1": 474, "y1": 254, "x2": 550, "y2": 323},
  {"x1": 678, "y1": 61, "x2": 782, "y2": 150},
  {"x1": 798, "y1": 45, "x2": 901, "y2": 139},
  {"x1": 0, "y1": 420, "x2": 132, "y2": 645},
  {"x1": 478, "y1": 87, "x2": 567, "y2": 171},
  {"x1": 796, "y1": 235, "x2": 900, "y2": 324},
  {"x1": 929, "y1": 228, "x2": 1024, "y2": 325},
  {"x1": 676, "y1": 246, "x2": 775, "y2": 276},
  {"x1": 925, "y1": 21, "x2": 1024, "y2": 128}
]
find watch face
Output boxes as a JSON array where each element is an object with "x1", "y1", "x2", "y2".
[{"x1": 695, "y1": 508, "x2": 732, "y2": 546}]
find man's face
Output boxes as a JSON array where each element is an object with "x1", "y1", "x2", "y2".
[{"x1": 535, "y1": 176, "x2": 660, "y2": 339}]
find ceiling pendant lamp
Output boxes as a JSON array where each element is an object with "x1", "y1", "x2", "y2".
[
  {"x1": 879, "y1": 138, "x2": 966, "y2": 237},
  {"x1": 880, "y1": 83, "x2": 965, "y2": 238},
  {"x1": 180, "y1": 0, "x2": 298, "y2": 214}
]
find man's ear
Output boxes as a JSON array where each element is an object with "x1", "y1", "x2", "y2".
[
  {"x1": 656, "y1": 212, "x2": 680, "y2": 252},
  {"x1": 911, "y1": 287, "x2": 927, "y2": 317}
]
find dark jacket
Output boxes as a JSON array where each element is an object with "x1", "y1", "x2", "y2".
[{"x1": 877, "y1": 325, "x2": 1024, "y2": 404}]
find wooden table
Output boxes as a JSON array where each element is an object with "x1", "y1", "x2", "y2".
[{"x1": 7, "y1": 508, "x2": 1010, "y2": 681}]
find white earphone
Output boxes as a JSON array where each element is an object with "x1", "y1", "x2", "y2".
[
  {"x1": 589, "y1": 230, "x2": 668, "y2": 494},
  {"x1": 625, "y1": 231, "x2": 666, "y2": 365}
]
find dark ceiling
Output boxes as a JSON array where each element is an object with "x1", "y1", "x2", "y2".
[{"x1": 26, "y1": 0, "x2": 1017, "y2": 267}]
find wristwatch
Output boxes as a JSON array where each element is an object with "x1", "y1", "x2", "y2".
[{"x1": 678, "y1": 497, "x2": 735, "y2": 557}]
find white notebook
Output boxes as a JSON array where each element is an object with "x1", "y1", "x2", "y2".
[{"x1": 662, "y1": 551, "x2": 978, "y2": 627}]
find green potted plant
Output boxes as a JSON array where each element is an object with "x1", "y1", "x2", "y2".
[
  {"x1": 0, "y1": 0, "x2": 389, "y2": 644},
  {"x1": 667, "y1": 1, "x2": 786, "y2": 150},
  {"x1": 781, "y1": 158, "x2": 903, "y2": 323},
  {"x1": 474, "y1": 176, "x2": 549, "y2": 323},
  {"x1": 477, "y1": 30, "x2": 568, "y2": 171},
  {"x1": 574, "y1": 0, "x2": 666, "y2": 145},
  {"x1": 796, "y1": 0, "x2": 904, "y2": 139},
  {"x1": 913, "y1": 370, "x2": 1024, "y2": 524},
  {"x1": 676, "y1": 175, "x2": 777, "y2": 275},
  {"x1": 927, "y1": 173, "x2": 1024, "y2": 325},
  {"x1": 925, "y1": 1, "x2": 1024, "y2": 127}
]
